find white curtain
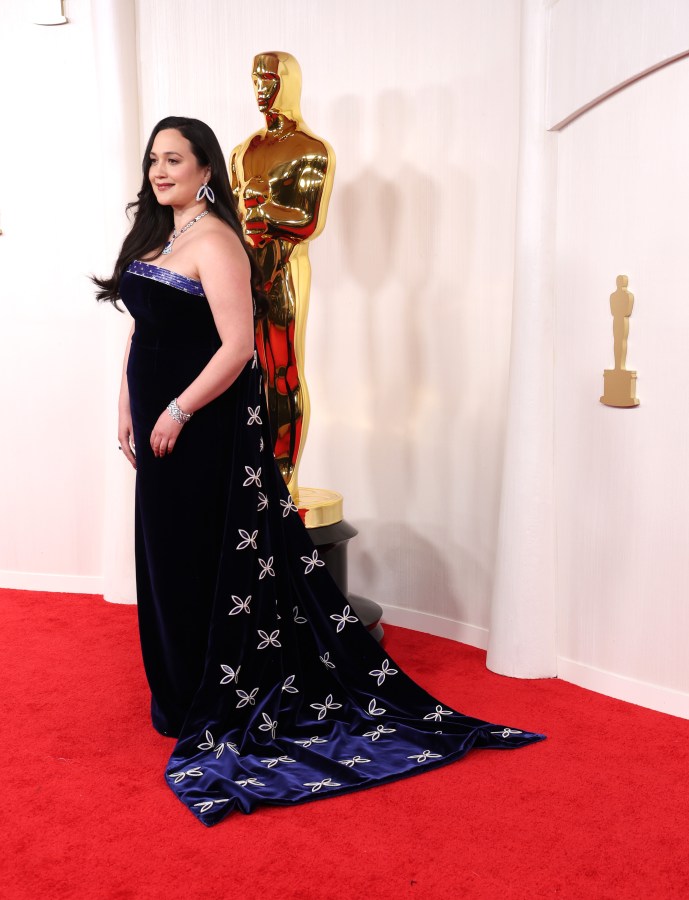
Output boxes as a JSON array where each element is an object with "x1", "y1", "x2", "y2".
[
  {"x1": 92, "y1": 0, "x2": 141, "y2": 603},
  {"x1": 487, "y1": 0, "x2": 558, "y2": 678}
]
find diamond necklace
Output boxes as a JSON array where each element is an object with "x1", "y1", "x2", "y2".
[{"x1": 161, "y1": 210, "x2": 210, "y2": 256}]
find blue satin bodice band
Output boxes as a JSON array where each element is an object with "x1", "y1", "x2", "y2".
[
  {"x1": 121, "y1": 264, "x2": 218, "y2": 352},
  {"x1": 126, "y1": 260, "x2": 206, "y2": 297}
]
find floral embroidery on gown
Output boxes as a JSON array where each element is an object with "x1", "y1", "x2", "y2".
[{"x1": 121, "y1": 261, "x2": 545, "y2": 827}]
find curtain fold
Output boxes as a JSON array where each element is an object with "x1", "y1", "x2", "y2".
[
  {"x1": 92, "y1": 0, "x2": 141, "y2": 603},
  {"x1": 487, "y1": 0, "x2": 558, "y2": 677}
]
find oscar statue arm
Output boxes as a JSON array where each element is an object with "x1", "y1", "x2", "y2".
[{"x1": 257, "y1": 156, "x2": 329, "y2": 240}]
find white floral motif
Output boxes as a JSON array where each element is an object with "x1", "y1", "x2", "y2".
[
  {"x1": 236, "y1": 529, "x2": 258, "y2": 550},
  {"x1": 220, "y1": 664, "x2": 241, "y2": 684},
  {"x1": 229, "y1": 595, "x2": 251, "y2": 615},
  {"x1": 235, "y1": 777, "x2": 265, "y2": 788},
  {"x1": 301, "y1": 550, "x2": 325, "y2": 574},
  {"x1": 368, "y1": 699, "x2": 386, "y2": 717},
  {"x1": 193, "y1": 799, "x2": 229, "y2": 814},
  {"x1": 330, "y1": 605, "x2": 358, "y2": 633},
  {"x1": 258, "y1": 556, "x2": 275, "y2": 580},
  {"x1": 408, "y1": 750, "x2": 442, "y2": 763},
  {"x1": 293, "y1": 606, "x2": 307, "y2": 624},
  {"x1": 320, "y1": 651, "x2": 336, "y2": 669},
  {"x1": 247, "y1": 406, "x2": 262, "y2": 425},
  {"x1": 197, "y1": 730, "x2": 216, "y2": 751},
  {"x1": 280, "y1": 496, "x2": 298, "y2": 517},
  {"x1": 197, "y1": 731, "x2": 236, "y2": 759},
  {"x1": 257, "y1": 629, "x2": 281, "y2": 650},
  {"x1": 369, "y1": 659, "x2": 398, "y2": 686},
  {"x1": 168, "y1": 767, "x2": 203, "y2": 784},
  {"x1": 364, "y1": 724, "x2": 396, "y2": 741},
  {"x1": 293, "y1": 736, "x2": 328, "y2": 748},
  {"x1": 243, "y1": 466, "x2": 262, "y2": 487},
  {"x1": 204, "y1": 731, "x2": 239, "y2": 759},
  {"x1": 490, "y1": 728, "x2": 523, "y2": 738},
  {"x1": 261, "y1": 756, "x2": 295, "y2": 768},
  {"x1": 304, "y1": 778, "x2": 341, "y2": 793},
  {"x1": 258, "y1": 712, "x2": 278, "y2": 738},
  {"x1": 339, "y1": 756, "x2": 371, "y2": 767},
  {"x1": 260, "y1": 437, "x2": 264, "y2": 451},
  {"x1": 424, "y1": 705, "x2": 453, "y2": 722},
  {"x1": 236, "y1": 687, "x2": 259, "y2": 708},
  {"x1": 282, "y1": 675, "x2": 299, "y2": 694},
  {"x1": 310, "y1": 693, "x2": 343, "y2": 720}
]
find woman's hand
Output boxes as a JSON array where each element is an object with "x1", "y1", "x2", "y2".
[
  {"x1": 118, "y1": 410, "x2": 137, "y2": 470},
  {"x1": 150, "y1": 409, "x2": 185, "y2": 457},
  {"x1": 118, "y1": 324, "x2": 137, "y2": 469}
]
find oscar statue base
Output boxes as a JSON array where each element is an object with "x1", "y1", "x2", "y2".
[
  {"x1": 296, "y1": 486, "x2": 343, "y2": 528},
  {"x1": 298, "y1": 489, "x2": 384, "y2": 642},
  {"x1": 600, "y1": 369, "x2": 640, "y2": 408}
]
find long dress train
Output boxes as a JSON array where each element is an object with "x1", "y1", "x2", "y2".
[{"x1": 121, "y1": 260, "x2": 544, "y2": 827}]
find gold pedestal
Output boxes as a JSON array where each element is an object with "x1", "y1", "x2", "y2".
[
  {"x1": 600, "y1": 369, "x2": 639, "y2": 408},
  {"x1": 295, "y1": 487, "x2": 343, "y2": 529}
]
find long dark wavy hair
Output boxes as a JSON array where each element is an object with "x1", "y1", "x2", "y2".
[{"x1": 93, "y1": 115, "x2": 267, "y2": 317}]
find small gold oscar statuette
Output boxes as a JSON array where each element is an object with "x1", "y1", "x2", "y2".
[{"x1": 600, "y1": 275, "x2": 640, "y2": 408}]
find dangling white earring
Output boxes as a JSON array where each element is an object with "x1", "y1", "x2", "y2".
[{"x1": 196, "y1": 182, "x2": 215, "y2": 204}]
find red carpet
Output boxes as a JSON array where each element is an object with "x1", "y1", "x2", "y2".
[{"x1": 1, "y1": 588, "x2": 688, "y2": 899}]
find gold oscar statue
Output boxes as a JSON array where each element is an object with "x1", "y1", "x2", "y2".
[
  {"x1": 601, "y1": 274, "x2": 640, "y2": 408},
  {"x1": 231, "y1": 51, "x2": 338, "y2": 525}
]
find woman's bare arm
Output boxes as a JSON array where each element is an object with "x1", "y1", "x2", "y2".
[
  {"x1": 118, "y1": 322, "x2": 137, "y2": 469},
  {"x1": 148, "y1": 230, "x2": 255, "y2": 458}
]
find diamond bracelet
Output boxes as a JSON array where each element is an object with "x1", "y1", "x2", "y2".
[{"x1": 166, "y1": 397, "x2": 193, "y2": 425}]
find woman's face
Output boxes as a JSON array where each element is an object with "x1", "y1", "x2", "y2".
[{"x1": 148, "y1": 128, "x2": 209, "y2": 208}]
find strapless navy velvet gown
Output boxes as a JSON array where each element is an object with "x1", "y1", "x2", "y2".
[{"x1": 120, "y1": 260, "x2": 544, "y2": 827}]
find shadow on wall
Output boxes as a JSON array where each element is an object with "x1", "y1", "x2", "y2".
[
  {"x1": 348, "y1": 520, "x2": 492, "y2": 627},
  {"x1": 315, "y1": 88, "x2": 499, "y2": 621},
  {"x1": 339, "y1": 90, "x2": 419, "y2": 519},
  {"x1": 335, "y1": 88, "x2": 476, "y2": 517}
]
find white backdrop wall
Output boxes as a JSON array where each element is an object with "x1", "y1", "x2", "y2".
[
  {"x1": 4, "y1": 0, "x2": 689, "y2": 720},
  {"x1": 485, "y1": 0, "x2": 689, "y2": 716},
  {"x1": 550, "y1": 27, "x2": 689, "y2": 716},
  {"x1": 546, "y1": 0, "x2": 689, "y2": 129},
  {"x1": 135, "y1": 0, "x2": 523, "y2": 644},
  {"x1": 0, "y1": 0, "x2": 114, "y2": 593}
]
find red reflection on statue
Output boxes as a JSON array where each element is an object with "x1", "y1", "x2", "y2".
[{"x1": 231, "y1": 51, "x2": 334, "y2": 494}]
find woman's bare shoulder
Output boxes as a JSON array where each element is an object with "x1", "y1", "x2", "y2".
[{"x1": 198, "y1": 218, "x2": 249, "y2": 267}]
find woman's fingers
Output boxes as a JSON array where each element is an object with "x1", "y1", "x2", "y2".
[
  {"x1": 150, "y1": 411, "x2": 184, "y2": 458},
  {"x1": 118, "y1": 431, "x2": 137, "y2": 469},
  {"x1": 150, "y1": 433, "x2": 175, "y2": 457},
  {"x1": 118, "y1": 410, "x2": 137, "y2": 469}
]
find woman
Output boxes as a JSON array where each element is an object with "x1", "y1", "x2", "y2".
[{"x1": 96, "y1": 116, "x2": 543, "y2": 827}]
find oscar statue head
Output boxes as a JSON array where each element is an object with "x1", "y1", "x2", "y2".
[{"x1": 252, "y1": 51, "x2": 303, "y2": 120}]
